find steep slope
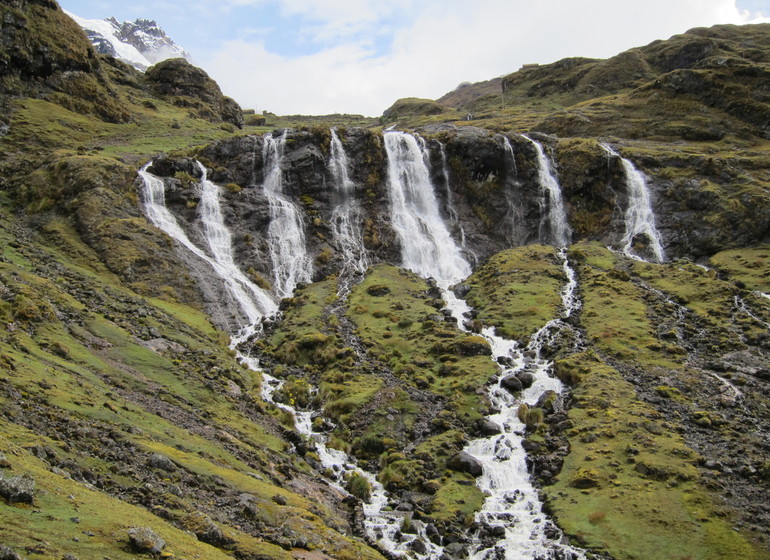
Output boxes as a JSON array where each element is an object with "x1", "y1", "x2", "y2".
[{"x1": 0, "y1": 3, "x2": 769, "y2": 560}]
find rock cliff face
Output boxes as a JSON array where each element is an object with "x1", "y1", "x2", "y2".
[{"x1": 147, "y1": 125, "x2": 770, "y2": 305}]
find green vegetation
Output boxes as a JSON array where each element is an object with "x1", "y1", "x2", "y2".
[
  {"x1": 464, "y1": 245, "x2": 565, "y2": 341},
  {"x1": 543, "y1": 355, "x2": 758, "y2": 560},
  {"x1": 1, "y1": 4, "x2": 769, "y2": 558}
]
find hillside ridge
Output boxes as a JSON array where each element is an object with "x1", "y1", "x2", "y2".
[{"x1": 0, "y1": 3, "x2": 768, "y2": 560}]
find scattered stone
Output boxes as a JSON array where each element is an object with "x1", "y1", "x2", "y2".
[
  {"x1": 146, "y1": 454, "x2": 176, "y2": 472},
  {"x1": 225, "y1": 380, "x2": 242, "y2": 398},
  {"x1": 181, "y1": 511, "x2": 233, "y2": 547},
  {"x1": 272, "y1": 494, "x2": 287, "y2": 505},
  {"x1": 0, "y1": 546, "x2": 24, "y2": 560},
  {"x1": 570, "y1": 468, "x2": 602, "y2": 489},
  {"x1": 366, "y1": 284, "x2": 390, "y2": 296},
  {"x1": 0, "y1": 452, "x2": 11, "y2": 469},
  {"x1": 127, "y1": 527, "x2": 165, "y2": 554}
]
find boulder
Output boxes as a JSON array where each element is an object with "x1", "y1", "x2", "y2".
[
  {"x1": 478, "y1": 420, "x2": 502, "y2": 436},
  {"x1": 181, "y1": 511, "x2": 233, "y2": 547},
  {"x1": 0, "y1": 474, "x2": 34, "y2": 504},
  {"x1": 447, "y1": 452, "x2": 483, "y2": 477},
  {"x1": 516, "y1": 372, "x2": 535, "y2": 389},
  {"x1": 501, "y1": 375, "x2": 523, "y2": 393},
  {"x1": 127, "y1": 527, "x2": 165, "y2": 554}
]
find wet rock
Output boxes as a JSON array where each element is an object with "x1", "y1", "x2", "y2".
[
  {"x1": 453, "y1": 284, "x2": 471, "y2": 297},
  {"x1": 425, "y1": 523, "x2": 441, "y2": 544},
  {"x1": 127, "y1": 527, "x2": 165, "y2": 554},
  {"x1": 444, "y1": 542, "x2": 469, "y2": 559},
  {"x1": 501, "y1": 375, "x2": 523, "y2": 393},
  {"x1": 410, "y1": 539, "x2": 428, "y2": 554},
  {"x1": 479, "y1": 420, "x2": 502, "y2": 435},
  {"x1": 516, "y1": 372, "x2": 535, "y2": 389},
  {"x1": 447, "y1": 452, "x2": 483, "y2": 477}
]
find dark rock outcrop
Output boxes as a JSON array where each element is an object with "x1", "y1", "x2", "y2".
[
  {"x1": 447, "y1": 451, "x2": 483, "y2": 476},
  {"x1": 145, "y1": 58, "x2": 243, "y2": 128}
]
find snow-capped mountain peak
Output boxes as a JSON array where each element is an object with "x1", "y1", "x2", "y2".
[{"x1": 64, "y1": 11, "x2": 190, "y2": 71}]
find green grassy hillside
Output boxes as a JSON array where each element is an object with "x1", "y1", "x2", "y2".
[{"x1": 0, "y1": 3, "x2": 769, "y2": 560}]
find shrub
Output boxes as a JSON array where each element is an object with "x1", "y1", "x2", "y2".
[
  {"x1": 346, "y1": 472, "x2": 372, "y2": 502},
  {"x1": 588, "y1": 510, "x2": 607, "y2": 524}
]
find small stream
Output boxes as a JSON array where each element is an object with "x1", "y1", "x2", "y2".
[{"x1": 441, "y1": 250, "x2": 585, "y2": 560}]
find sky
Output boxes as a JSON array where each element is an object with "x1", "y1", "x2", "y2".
[{"x1": 58, "y1": 0, "x2": 770, "y2": 116}]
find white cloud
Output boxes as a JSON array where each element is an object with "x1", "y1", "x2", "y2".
[{"x1": 200, "y1": 0, "x2": 770, "y2": 116}]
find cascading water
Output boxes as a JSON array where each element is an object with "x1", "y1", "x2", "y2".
[
  {"x1": 196, "y1": 162, "x2": 278, "y2": 324},
  {"x1": 442, "y1": 252, "x2": 585, "y2": 560},
  {"x1": 523, "y1": 136, "x2": 572, "y2": 248},
  {"x1": 384, "y1": 131, "x2": 584, "y2": 559},
  {"x1": 328, "y1": 128, "x2": 368, "y2": 279},
  {"x1": 383, "y1": 131, "x2": 471, "y2": 287},
  {"x1": 436, "y1": 140, "x2": 476, "y2": 263},
  {"x1": 501, "y1": 136, "x2": 523, "y2": 245},
  {"x1": 139, "y1": 164, "x2": 276, "y2": 330},
  {"x1": 262, "y1": 131, "x2": 313, "y2": 299},
  {"x1": 142, "y1": 151, "x2": 426, "y2": 557},
  {"x1": 601, "y1": 144, "x2": 665, "y2": 263}
]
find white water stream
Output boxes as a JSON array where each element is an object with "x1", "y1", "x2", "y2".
[
  {"x1": 384, "y1": 131, "x2": 471, "y2": 286},
  {"x1": 501, "y1": 136, "x2": 523, "y2": 246},
  {"x1": 385, "y1": 131, "x2": 584, "y2": 559},
  {"x1": 523, "y1": 136, "x2": 571, "y2": 248},
  {"x1": 139, "y1": 164, "x2": 276, "y2": 330},
  {"x1": 141, "y1": 133, "x2": 586, "y2": 559},
  {"x1": 262, "y1": 131, "x2": 313, "y2": 299},
  {"x1": 328, "y1": 129, "x2": 368, "y2": 279},
  {"x1": 601, "y1": 144, "x2": 665, "y2": 263}
]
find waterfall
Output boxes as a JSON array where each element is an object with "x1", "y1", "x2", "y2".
[
  {"x1": 195, "y1": 162, "x2": 278, "y2": 322},
  {"x1": 438, "y1": 143, "x2": 460, "y2": 222},
  {"x1": 523, "y1": 136, "x2": 572, "y2": 248},
  {"x1": 383, "y1": 131, "x2": 471, "y2": 287},
  {"x1": 328, "y1": 129, "x2": 368, "y2": 278},
  {"x1": 501, "y1": 136, "x2": 522, "y2": 245},
  {"x1": 502, "y1": 136, "x2": 518, "y2": 177},
  {"x1": 138, "y1": 164, "x2": 276, "y2": 329},
  {"x1": 601, "y1": 144, "x2": 665, "y2": 263},
  {"x1": 443, "y1": 251, "x2": 586, "y2": 560},
  {"x1": 262, "y1": 131, "x2": 313, "y2": 299},
  {"x1": 382, "y1": 131, "x2": 582, "y2": 559}
]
